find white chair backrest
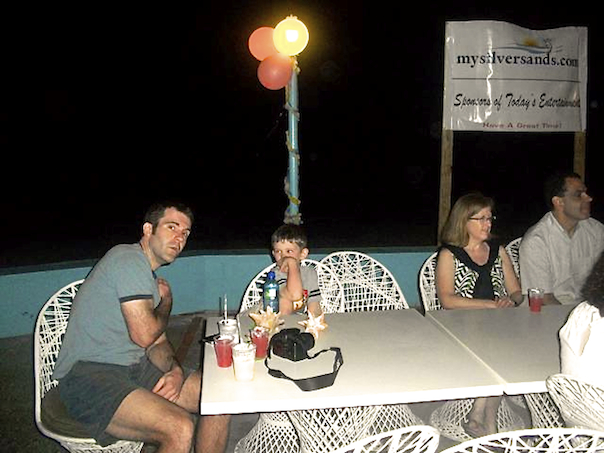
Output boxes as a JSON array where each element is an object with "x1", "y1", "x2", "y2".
[
  {"x1": 34, "y1": 280, "x2": 84, "y2": 436},
  {"x1": 439, "y1": 428, "x2": 604, "y2": 453},
  {"x1": 419, "y1": 252, "x2": 441, "y2": 312},
  {"x1": 34, "y1": 280, "x2": 146, "y2": 453},
  {"x1": 239, "y1": 259, "x2": 344, "y2": 314},
  {"x1": 320, "y1": 251, "x2": 408, "y2": 311},
  {"x1": 322, "y1": 425, "x2": 439, "y2": 453},
  {"x1": 505, "y1": 237, "x2": 522, "y2": 280},
  {"x1": 546, "y1": 374, "x2": 604, "y2": 431}
]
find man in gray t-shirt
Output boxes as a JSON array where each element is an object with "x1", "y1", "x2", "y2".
[
  {"x1": 53, "y1": 244, "x2": 160, "y2": 378},
  {"x1": 52, "y1": 203, "x2": 229, "y2": 453}
]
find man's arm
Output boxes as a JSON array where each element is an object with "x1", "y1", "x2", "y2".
[
  {"x1": 121, "y1": 278, "x2": 185, "y2": 402},
  {"x1": 146, "y1": 332, "x2": 185, "y2": 402},
  {"x1": 120, "y1": 277, "x2": 172, "y2": 349},
  {"x1": 519, "y1": 235, "x2": 560, "y2": 304}
]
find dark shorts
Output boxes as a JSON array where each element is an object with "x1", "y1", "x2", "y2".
[{"x1": 58, "y1": 356, "x2": 163, "y2": 446}]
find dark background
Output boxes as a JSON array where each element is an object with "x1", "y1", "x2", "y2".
[{"x1": 2, "y1": 2, "x2": 602, "y2": 267}]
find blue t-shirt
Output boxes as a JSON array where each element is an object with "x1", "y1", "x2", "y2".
[{"x1": 53, "y1": 244, "x2": 159, "y2": 379}]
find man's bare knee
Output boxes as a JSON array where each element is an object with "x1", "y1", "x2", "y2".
[{"x1": 157, "y1": 411, "x2": 195, "y2": 447}]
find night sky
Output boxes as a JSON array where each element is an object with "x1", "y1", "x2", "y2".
[{"x1": 2, "y1": 2, "x2": 602, "y2": 267}]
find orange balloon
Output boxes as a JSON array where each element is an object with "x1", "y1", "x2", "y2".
[
  {"x1": 257, "y1": 54, "x2": 292, "y2": 90},
  {"x1": 248, "y1": 27, "x2": 278, "y2": 61}
]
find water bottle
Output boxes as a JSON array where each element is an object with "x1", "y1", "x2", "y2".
[{"x1": 263, "y1": 271, "x2": 280, "y2": 312}]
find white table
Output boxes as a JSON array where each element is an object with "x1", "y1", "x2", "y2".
[
  {"x1": 200, "y1": 310, "x2": 505, "y2": 415},
  {"x1": 427, "y1": 304, "x2": 576, "y2": 395}
]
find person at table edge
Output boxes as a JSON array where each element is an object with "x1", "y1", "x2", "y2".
[
  {"x1": 436, "y1": 193, "x2": 522, "y2": 438},
  {"x1": 559, "y1": 250, "x2": 604, "y2": 388},
  {"x1": 519, "y1": 171, "x2": 604, "y2": 305},
  {"x1": 52, "y1": 202, "x2": 230, "y2": 453}
]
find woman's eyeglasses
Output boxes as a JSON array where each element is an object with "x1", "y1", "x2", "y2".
[{"x1": 468, "y1": 216, "x2": 496, "y2": 223}]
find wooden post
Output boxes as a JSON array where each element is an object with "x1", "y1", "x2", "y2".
[
  {"x1": 574, "y1": 131, "x2": 586, "y2": 180},
  {"x1": 438, "y1": 129, "x2": 454, "y2": 243}
]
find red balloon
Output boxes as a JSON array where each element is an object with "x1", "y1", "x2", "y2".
[
  {"x1": 257, "y1": 54, "x2": 293, "y2": 90},
  {"x1": 248, "y1": 27, "x2": 278, "y2": 61}
]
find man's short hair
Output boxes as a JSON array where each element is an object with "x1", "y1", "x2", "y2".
[
  {"x1": 271, "y1": 224, "x2": 308, "y2": 250},
  {"x1": 144, "y1": 202, "x2": 194, "y2": 232},
  {"x1": 544, "y1": 171, "x2": 582, "y2": 210}
]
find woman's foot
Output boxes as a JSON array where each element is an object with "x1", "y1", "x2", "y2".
[{"x1": 462, "y1": 419, "x2": 489, "y2": 438}]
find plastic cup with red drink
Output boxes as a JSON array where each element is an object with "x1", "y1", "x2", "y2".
[
  {"x1": 250, "y1": 327, "x2": 270, "y2": 360},
  {"x1": 213, "y1": 335, "x2": 234, "y2": 367},
  {"x1": 528, "y1": 288, "x2": 544, "y2": 313}
]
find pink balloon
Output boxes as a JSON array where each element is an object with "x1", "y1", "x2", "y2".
[
  {"x1": 248, "y1": 27, "x2": 278, "y2": 61},
  {"x1": 257, "y1": 54, "x2": 292, "y2": 90}
]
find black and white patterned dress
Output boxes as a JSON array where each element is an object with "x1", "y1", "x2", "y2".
[{"x1": 440, "y1": 241, "x2": 507, "y2": 300}]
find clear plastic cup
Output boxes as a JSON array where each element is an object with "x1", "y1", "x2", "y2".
[
  {"x1": 250, "y1": 327, "x2": 270, "y2": 360},
  {"x1": 213, "y1": 335, "x2": 234, "y2": 368},
  {"x1": 232, "y1": 342, "x2": 256, "y2": 381},
  {"x1": 528, "y1": 288, "x2": 544, "y2": 313},
  {"x1": 218, "y1": 318, "x2": 239, "y2": 343}
]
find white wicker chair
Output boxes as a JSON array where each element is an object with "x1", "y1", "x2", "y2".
[
  {"x1": 546, "y1": 374, "x2": 604, "y2": 431},
  {"x1": 287, "y1": 407, "x2": 433, "y2": 453},
  {"x1": 418, "y1": 253, "x2": 526, "y2": 441},
  {"x1": 319, "y1": 251, "x2": 408, "y2": 311},
  {"x1": 418, "y1": 252, "x2": 440, "y2": 312},
  {"x1": 505, "y1": 237, "x2": 522, "y2": 280},
  {"x1": 235, "y1": 259, "x2": 345, "y2": 453},
  {"x1": 311, "y1": 425, "x2": 440, "y2": 453},
  {"x1": 317, "y1": 252, "x2": 423, "y2": 439},
  {"x1": 522, "y1": 391, "x2": 564, "y2": 429},
  {"x1": 34, "y1": 280, "x2": 144, "y2": 453},
  {"x1": 439, "y1": 428, "x2": 604, "y2": 453}
]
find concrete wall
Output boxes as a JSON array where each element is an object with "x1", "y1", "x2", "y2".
[{"x1": 0, "y1": 247, "x2": 435, "y2": 338}]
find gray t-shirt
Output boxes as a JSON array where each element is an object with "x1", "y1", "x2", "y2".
[
  {"x1": 53, "y1": 244, "x2": 159, "y2": 379},
  {"x1": 273, "y1": 265, "x2": 321, "y2": 312}
]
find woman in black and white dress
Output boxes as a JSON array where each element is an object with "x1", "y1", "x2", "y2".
[{"x1": 436, "y1": 192, "x2": 522, "y2": 437}]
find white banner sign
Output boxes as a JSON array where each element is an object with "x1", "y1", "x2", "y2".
[{"x1": 443, "y1": 21, "x2": 587, "y2": 132}]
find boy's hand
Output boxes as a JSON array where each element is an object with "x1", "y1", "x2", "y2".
[{"x1": 276, "y1": 256, "x2": 299, "y2": 274}]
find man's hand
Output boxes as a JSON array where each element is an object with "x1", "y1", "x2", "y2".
[
  {"x1": 152, "y1": 366, "x2": 185, "y2": 403},
  {"x1": 157, "y1": 277, "x2": 172, "y2": 303}
]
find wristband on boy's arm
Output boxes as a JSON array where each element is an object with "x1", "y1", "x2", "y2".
[
  {"x1": 293, "y1": 297, "x2": 304, "y2": 311},
  {"x1": 292, "y1": 290, "x2": 308, "y2": 311}
]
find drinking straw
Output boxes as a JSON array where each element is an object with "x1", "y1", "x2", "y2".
[
  {"x1": 236, "y1": 315, "x2": 242, "y2": 343},
  {"x1": 223, "y1": 293, "x2": 228, "y2": 321}
]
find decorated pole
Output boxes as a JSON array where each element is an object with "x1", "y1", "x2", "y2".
[
  {"x1": 249, "y1": 16, "x2": 309, "y2": 225},
  {"x1": 284, "y1": 59, "x2": 301, "y2": 224}
]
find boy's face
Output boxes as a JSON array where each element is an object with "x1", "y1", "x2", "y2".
[{"x1": 272, "y1": 239, "x2": 309, "y2": 263}]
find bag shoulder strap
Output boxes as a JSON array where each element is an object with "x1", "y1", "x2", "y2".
[{"x1": 265, "y1": 347, "x2": 343, "y2": 392}]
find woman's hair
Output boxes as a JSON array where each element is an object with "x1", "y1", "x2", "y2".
[
  {"x1": 581, "y1": 251, "x2": 604, "y2": 316},
  {"x1": 439, "y1": 193, "x2": 495, "y2": 247}
]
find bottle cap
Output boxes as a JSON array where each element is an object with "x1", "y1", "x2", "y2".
[{"x1": 267, "y1": 271, "x2": 276, "y2": 279}]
